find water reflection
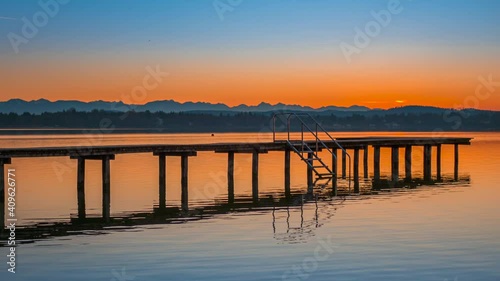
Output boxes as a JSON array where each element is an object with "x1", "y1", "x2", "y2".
[
  {"x1": 0, "y1": 175, "x2": 469, "y2": 246},
  {"x1": 272, "y1": 194, "x2": 347, "y2": 244}
]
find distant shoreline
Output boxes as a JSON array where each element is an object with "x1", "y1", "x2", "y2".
[{"x1": 1, "y1": 110, "x2": 498, "y2": 133}]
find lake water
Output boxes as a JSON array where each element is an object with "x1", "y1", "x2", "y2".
[{"x1": 1, "y1": 132, "x2": 499, "y2": 280}]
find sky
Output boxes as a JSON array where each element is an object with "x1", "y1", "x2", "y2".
[{"x1": 0, "y1": 0, "x2": 499, "y2": 109}]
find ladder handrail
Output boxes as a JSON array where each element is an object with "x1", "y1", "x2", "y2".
[
  {"x1": 272, "y1": 112, "x2": 352, "y2": 190},
  {"x1": 287, "y1": 113, "x2": 352, "y2": 190},
  {"x1": 273, "y1": 112, "x2": 351, "y2": 156}
]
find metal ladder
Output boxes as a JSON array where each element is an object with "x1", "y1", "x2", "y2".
[{"x1": 272, "y1": 113, "x2": 351, "y2": 190}]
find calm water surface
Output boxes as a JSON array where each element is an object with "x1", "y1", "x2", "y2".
[{"x1": 1, "y1": 132, "x2": 499, "y2": 280}]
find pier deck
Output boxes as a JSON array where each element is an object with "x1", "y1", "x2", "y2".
[{"x1": 0, "y1": 137, "x2": 471, "y2": 157}]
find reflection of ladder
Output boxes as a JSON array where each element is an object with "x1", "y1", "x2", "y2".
[{"x1": 273, "y1": 113, "x2": 351, "y2": 189}]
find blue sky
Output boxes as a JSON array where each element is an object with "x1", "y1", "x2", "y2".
[
  {"x1": 0, "y1": 0, "x2": 499, "y2": 108},
  {"x1": 1, "y1": 0, "x2": 498, "y2": 54}
]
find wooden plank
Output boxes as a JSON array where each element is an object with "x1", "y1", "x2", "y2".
[
  {"x1": 215, "y1": 149, "x2": 268, "y2": 154},
  {"x1": 71, "y1": 154, "x2": 115, "y2": 160},
  {"x1": 154, "y1": 151, "x2": 197, "y2": 157},
  {"x1": 0, "y1": 137, "x2": 471, "y2": 158}
]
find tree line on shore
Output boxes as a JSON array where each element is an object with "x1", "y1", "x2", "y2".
[{"x1": 0, "y1": 109, "x2": 498, "y2": 132}]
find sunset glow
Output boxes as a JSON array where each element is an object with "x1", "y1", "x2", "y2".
[{"x1": 1, "y1": 0, "x2": 499, "y2": 109}]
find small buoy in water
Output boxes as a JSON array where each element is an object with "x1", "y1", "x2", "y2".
[{"x1": 211, "y1": 133, "x2": 215, "y2": 136}]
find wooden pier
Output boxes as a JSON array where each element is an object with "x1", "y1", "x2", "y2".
[{"x1": 0, "y1": 136, "x2": 471, "y2": 230}]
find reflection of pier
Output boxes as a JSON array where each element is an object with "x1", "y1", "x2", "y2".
[
  {"x1": 0, "y1": 133, "x2": 471, "y2": 230},
  {"x1": 0, "y1": 176, "x2": 470, "y2": 245},
  {"x1": 272, "y1": 194, "x2": 347, "y2": 244},
  {"x1": 0, "y1": 191, "x2": 325, "y2": 243}
]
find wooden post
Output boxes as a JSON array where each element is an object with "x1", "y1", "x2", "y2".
[
  {"x1": 77, "y1": 158, "x2": 86, "y2": 219},
  {"x1": 424, "y1": 145, "x2": 432, "y2": 181},
  {"x1": 373, "y1": 146, "x2": 381, "y2": 183},
  {"x1": 436, "y1": 144, "x2": 442, "y2": 181},
  {"x1": 252, "y1": 152, "x2": 259, "y2": 203},
  {"x1": 391, "y1": 146, "x2": 399, "y2": 183},
  {"x1": 353, "y1": 148, "x2": 360, "y2": 193},
  {"x1": 454, "y1": 144, "x2": 459, "y2": 181},
  {"x1": 363, "y1": 146, "x2": 368, "y2": 179},
  {"x1": 405, "y1": 145, "x2": 412, "y2": 181},
  {"x1": 341, "y1": 150, "x2": 347, "y2": 179},
  {"x1": 331, "y1": 148, "x2": 337, "y2": 196},
  {"x1": 158, "y1": 154, "x2": 166, "y2": 209},
  {"x1": 284, "y1": 149, "x2": 291, "y2": 198},
  {"x1": 102, "y1": 156, "x2": 111, "y2": 222},
  {"x1": 0, "y1": 158, "x2": 11, "y2": 232},
  {"x1": 181, "y1": 154, "x2": 189, "y2": 211},
  {"x1": 228, "y1": 152, "x2": 235, "y2": 204},
  {"x1": 307, "y1": 152, "x2": 313, "y2": 189}
]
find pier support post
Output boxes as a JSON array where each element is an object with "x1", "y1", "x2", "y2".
[
  {"x1": 332, "y1": 148, "x2": 338, "y2": 196},
  {"x1": 423, "y1": 145, "x2": 432, "y2": 181},
  {"x1": 155, "y1": 151, "x2": 196, "y2": 212},
  {"x1": 153, "y1": 150, "x2": 197, "y2": 211},
  {"x1": 373, "y1": 146, "x2": 381, "y2": 184},
  {"x1": 71, "y1": 154, "x2": 114, "y2": 222},
  {"x1": 307, "y1": 152, "x2": 313, "y2": 189},
  {"x1": 0, "y1": 158, "x2": 11, "y2": 232},
  {"x1": 284, "y1": 149, "x2": 291, "y2": 198},
  {"x1": 181, "y1": 154, "x2": 189, "y2": 211},
  {"x1": 158, "y1": 154, "x2": 166, "y2": 209},
  {"x1": 252, "y1": 152, "x2": 259, "y2": 203},
  {"x1": 77, "y1": 158, "x2": 86, "y2": 219},
  {"x1": 353, "y1": 148, "x2": 360, "y2": 193},
  {"x1": 228, "y1": 152, "x2": 235, "y2": 204},
  {"x1": 341, "y1": 150, "x2": 347, "y2": 179},
  {"x1": 436, "y1": 144, "x2": 442, "y2": 181},
  {"x1": 363, "y1": 146, "x2": 369, "y2": 179},
  {"x1": 405, "y1": 145, "x2": 412, "y2": 181},
  {"x1": 454, "y1": 144, "x2": 459, "y2": 181},
  {"x1": 102, "y1": 155, "x2": 112, "y2": 222},
  {"x1": 391, "y1": 146, "x2": 399, "y2": 183}
]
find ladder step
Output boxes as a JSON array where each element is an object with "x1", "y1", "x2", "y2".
[
  {"x1": 312, "y1": 165, "x2": 328, "y2": 168},
  {"x1": 305, "y1": 158, "x2": 321, "y2": 161},
  {"x1": 316, "y1": 173, "x2": 334, "y2": 177}
]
